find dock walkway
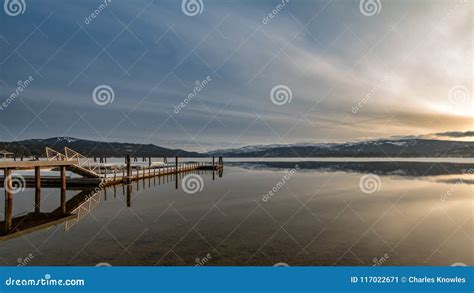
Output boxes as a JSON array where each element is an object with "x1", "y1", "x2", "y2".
[{"x1": 1, "y1": 148, "x2": 223, "y2": 187}]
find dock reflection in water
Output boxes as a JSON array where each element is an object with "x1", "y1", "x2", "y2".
[{"x1": 1, "y1": 168, "x2": 223, "y2": 242}]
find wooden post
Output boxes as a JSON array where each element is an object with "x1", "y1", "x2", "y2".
[
  {"x1": 4, "y1": 168, "x2": 12, "y2": 233},
  {"x1": 175, "y1": 172, "x2": 178, "y2": 189},
  {"x1": 126, "y1": 184, "x2": 131, "y2": 207},
  {"x1": 212, "y1": 156, "x2": 215, "y2": 167},
  {"x1": 126, "y1": 155, "x2": 131, "y2": 183},
  {"x1": 175, "y1": 156, "x2": 179, "y2": 189},
  {"x1": 212, "y1": 157, "x2": 215, "y2": 180},
  {"x1": 60, "y1": 166, "x2": 67, "y2": 214},
  {"x1": 35, "y1": 166, "x2": 41, "y2": 213}
]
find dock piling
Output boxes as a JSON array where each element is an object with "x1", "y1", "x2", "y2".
[
  {"x1": 60, "y1": 166, "x2": 67, "y2": 214},
  {"x1": 4, "y1": 168, "x2": 12, "y2": 233},
  {"x1": 35, "y1": 166, "x2": 41, "y2": 213},
  {"x1": 126, "y1": 155, "x2": 131, "y2": 183},
  {"x1": 175, "y1": 156, "x2": 179, "y2": 189},
  {"x1": 126, "y1": 184, "x2": 131, "y2": 207}
]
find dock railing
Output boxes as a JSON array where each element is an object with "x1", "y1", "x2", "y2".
[
  {"x1": 64, "y1": 147, "x2": 101, "y2": 175},
  {"x1": 45, "y1": 147, "x2": 70, "y2": 162}
]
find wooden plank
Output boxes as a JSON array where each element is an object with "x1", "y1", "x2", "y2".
[{"x1": 0, "y1": 160, "x2": 75, "y2": 169}]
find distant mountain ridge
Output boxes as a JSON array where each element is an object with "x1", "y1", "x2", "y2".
[
  {"x1": 1, "y1": 136, "x2": 473, "y2": 158},
  {"x1": 0, "y1": 137, "x2": 203, "y2": 158},
  {"x1": 209, "y1": 139, "x2": 474, "y2": 158}
]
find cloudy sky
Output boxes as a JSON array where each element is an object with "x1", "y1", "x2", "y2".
[{"x1": 0, "y1": 0, "x2": 472, "y2": 151}]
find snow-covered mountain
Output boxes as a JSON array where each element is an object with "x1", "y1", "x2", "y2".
[
  {"x1": 209, "y1": 138, "x2": 474, "y2": 157},
  {"x1": 2, "y1": 135, "x2": 473, "y2": 158}
]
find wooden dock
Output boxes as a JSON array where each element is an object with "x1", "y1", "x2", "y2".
[
  {"x1": 1, "y1": 147, "x2": 224, "y2": 236},
  {"x1": 0, "y1": 150, "x2": 223, "y2": 187}
]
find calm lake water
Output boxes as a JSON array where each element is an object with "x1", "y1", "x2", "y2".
[{"x1": 0, "y1": 160, "x2": 472, "y2": 266}]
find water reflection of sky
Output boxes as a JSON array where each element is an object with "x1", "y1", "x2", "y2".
[{"x1": 0, "y1": 164, "x2": 472, "y2": 266}]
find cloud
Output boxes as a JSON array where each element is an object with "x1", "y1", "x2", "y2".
[
  {"x1": 433, "y1": 131, "x2": 474, "y2": 138},
  {"x1": 0, "y1": 0, "x2": 472, "y2": 150}
]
